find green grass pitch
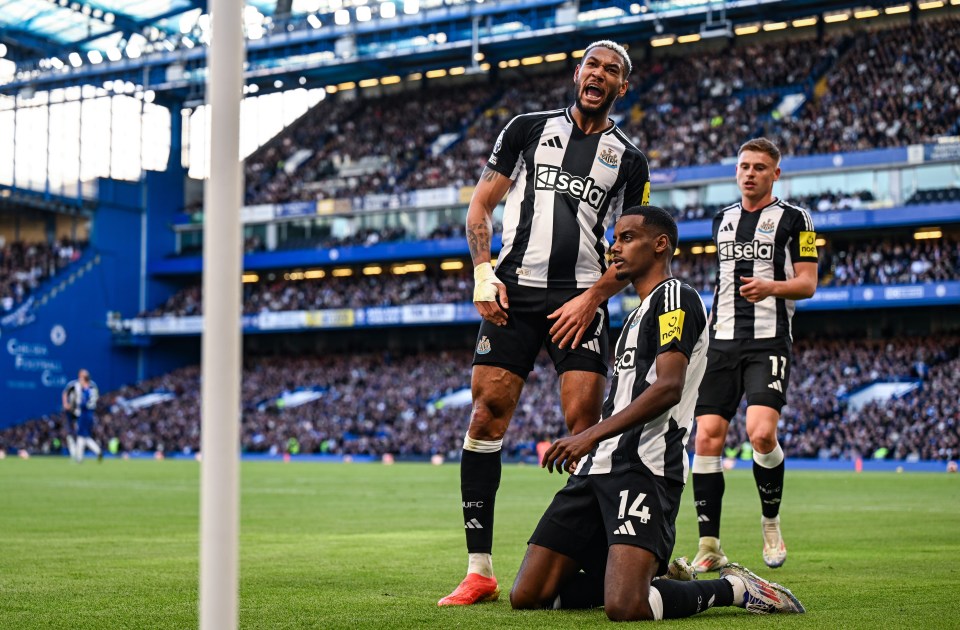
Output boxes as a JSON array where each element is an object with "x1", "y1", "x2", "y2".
[{"x1": 1, "y1": 458, "x2": 958, "y2": 629}]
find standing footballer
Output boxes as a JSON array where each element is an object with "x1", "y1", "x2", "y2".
[
  {"x1": 691, "y1": 138, "x2": 818, "y2": 572},
  {"x1": 439, "y1": 40, "x2": 651, "y2": 606}
]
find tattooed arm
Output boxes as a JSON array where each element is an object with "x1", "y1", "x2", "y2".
[
  {"x1": 467, "y1": 166, "x2": 514, "y2": 325},
  {"x1": 466, "y1": 167, "x2": 512, "y2": 265}
]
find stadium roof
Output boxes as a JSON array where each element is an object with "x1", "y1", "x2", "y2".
[
  {"x1": 0, "y1": 1, "x2": 350, "y2": 60},
  {"x1": 0, "y1": 1, "x2": 204, "y2": 59},
  {"x1": 0, "y1": 0, "x2": 941, "y2": 102}
]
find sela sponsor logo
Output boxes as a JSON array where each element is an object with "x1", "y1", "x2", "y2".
[
  {"x1": 799, "y1": 230, "x2": 818, "y2": 257},
  {"x1": 535, "y1": 164, "x2": 608, "y2": 209},
  {"x1": 613, "y1": 348, "x2": 636, "y2": 375},
  {"x1": 476, "y1": 335, "x2": 491, "y2": 355},
  {"x1": 718, "y1": 240, "x2": 774, "y2": 262},
  {"x1": 597, "y1": 147, "x2": 619, "y2": 169},
  {"x1": 758, "y1": 218, "x2": 776, "y2": 234}
]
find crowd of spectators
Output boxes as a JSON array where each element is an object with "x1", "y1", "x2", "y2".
[
  {"x1": 2, "y1": 336, "x2": 957, "y2": 463},
  {"x1": 195, "y1": 186, "x2": 887, "y2": 260},
  {"x1": 0, "y1": 239, "x2": 85, "y2": 313},
  {"x1": 245, "y1": 82, "x2": 494, "y2": 204},
  {"x1": 141, "y1": 233, "x2": 960, "y2": 316},
  {"x1": 772, "y1": 16, "x2": 960, "y2": 156},
  {"x1": 823, "y1": 234, "x2": 959, "y2": 287},
  {"x1": 239, "y1": 15, "x2": 960, "y2": 204},
  {"x1": 622, "y1": 36, "x2": 839, "y2": 169},
  {"x1": 141, "y1": 267, "x2": 472, "y2": 317}
]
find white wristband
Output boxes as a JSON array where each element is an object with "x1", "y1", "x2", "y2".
[{"x1": 473, "y1": 262, "x2": 501, "y2": 302}]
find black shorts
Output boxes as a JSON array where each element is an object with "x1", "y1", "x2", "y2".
[
  {"x1": 472, "y1": 281, "x2": 609, "y2": 379},
  {"x1": 528, "y1": 468, "x2": 683, "y2": 577},
  {"x1": 695, "y1": 337, "x2": 792, "y2": 419}
]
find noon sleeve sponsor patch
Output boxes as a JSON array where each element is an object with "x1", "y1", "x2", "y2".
[
  {"x1": 798, "y1": 231, "x2": 817, "y2": 258},
  {"x1": 658, "y1": 308, "x2": 685, "y2": 346}
]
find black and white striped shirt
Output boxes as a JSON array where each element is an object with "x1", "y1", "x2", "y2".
[
  {"x1": 575, "y1": 279, "x2": 708, "y2": 483},
  {"x1": 708, "y1": 199, "x2": 818, "y2": 341},
  {"x1": 487, "y1": 108, "x2": 650, "y2": 289}
]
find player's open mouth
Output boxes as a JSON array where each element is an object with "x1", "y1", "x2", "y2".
[{"x1": 583, "y1": 85, "x2": 604, "y2": 103}]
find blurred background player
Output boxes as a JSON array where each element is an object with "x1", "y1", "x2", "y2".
[
  {"x1": 691, "y1": 138, "x2": 818, "y2": 572},
  {"x1": 439, "y1": 40, "x2": 652, "y2": 606},
  {"x1": 62, "y1": 369, "x2": 102, "y2": 463},
  {"x1": 510, "y1": 206, "x2": 805, "y2": 620}
]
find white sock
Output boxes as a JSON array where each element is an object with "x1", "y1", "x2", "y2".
[
  {"x1": 647, "y1": 586, "x2": 664, "y2": 620},
  {"x1": 467, "y1": 552, "x2": 494, "y2": 578},
  {"x1": 753, "y1": 443, "x2": 784, "y2": 468},
  {"x1": 463, "y1": 435, "x2": 503, "y2": 453},
  {"x1": 725, "y1": 575, "x2": 747, "y2": 606},
  {"x1": 692, "y1": 454, "x2": 723, "y2": 474}
]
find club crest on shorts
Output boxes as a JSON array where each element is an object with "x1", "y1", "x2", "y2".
[{"x1": 476, "y1": 336, "x2": 491, "y2": 355}]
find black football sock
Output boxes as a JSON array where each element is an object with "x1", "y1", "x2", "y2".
[
  {"x1": 753, "y1": 444, "x2": 785, "y2": 519},
  {"x1": 692, "y1": 455, "x2": 724, "y2": 539},
  {"x1": 650, "y1": 578, "x2": 735, "y2": 619},
  {"x1": 460, "y1": 447, "x2": 502, "y2": 554}
]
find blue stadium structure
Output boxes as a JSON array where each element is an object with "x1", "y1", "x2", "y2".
[{"x1": 0, "y1": 0, "x2": 958, "y2": 464}]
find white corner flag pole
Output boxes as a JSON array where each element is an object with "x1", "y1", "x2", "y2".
[{"x1": 200, "y1": 1, "x2": 244, "y2": 629}]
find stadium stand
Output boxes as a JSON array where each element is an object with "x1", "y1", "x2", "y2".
[
  {"x1": 140, "y1": 232, "x2": 959, "y2": 316},
  {"x1": 770, "y1": 15, "x2": 960, "y2": 156},
  {"x1": 2, "y1": 2, "x2": 959, "y2": 472},
  {"x1": 906, "y1": 187, "x2": 960, "y2": 205},
  {"x1": 0, "y1": 239, "x2": 85, "y2": 313},
  {"x1": 236, "y1": 14, "x2": 960, "y2": 199},
  {"x1": 244, "y1": 83, "x2": 498, "y2": 204},
  {"x1": 2, "y1": 336, "x2": 957, "y2": 462},
  {"x1": 823, "y1": 235, "x2": 959, "y2": 287}
]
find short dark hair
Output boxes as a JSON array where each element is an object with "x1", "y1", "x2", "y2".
[
  {"x1": 738, "y1": 137, "x2": 781, "y2": 165},
  {"x1": 583, "y1": 40, "x2": 632, "y2": 77},
  {"x1": 620, "y1": 205, "x2": 678, "y2": 252}
]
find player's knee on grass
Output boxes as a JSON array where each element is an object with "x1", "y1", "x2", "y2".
[
  {"x1": 604, "y1": 595, "x2": 655, "y2": 622},
  {"x1": 510, "y1": 569, "x2": 562, "y2": 610},
  {"x1": 509, "y1": 583, "x2": 543, "y2": 610},
  {"x1": 604, "y1": 545, "x2": 659, "y2": 621}
]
